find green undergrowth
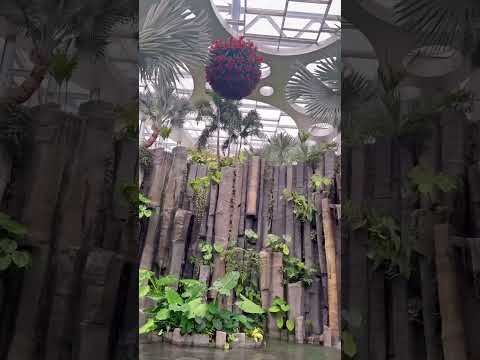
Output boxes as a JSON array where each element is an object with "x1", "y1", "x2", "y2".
[{"x1": 139, "y1": 270, "x2": 265, "y2": 348}]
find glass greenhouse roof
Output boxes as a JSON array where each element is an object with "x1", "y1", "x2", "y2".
[
  {"x1": 212, "y1": 0, "x2": 341, "y2": 53},
  {"x1": 140, "y1": 75, "x2": 300, "y2": 151}
]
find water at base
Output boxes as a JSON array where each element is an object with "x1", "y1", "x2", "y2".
[{"x1": 140, "y1": 339, "x2": 341, "y2": 360}]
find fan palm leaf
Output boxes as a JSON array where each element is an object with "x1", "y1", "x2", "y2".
[
  {"x1": 393, "y1": 0, "x2": 480, "y2": 54},
  {"x1": 139, "y1": 0, "x2": 210, "y2": 96},
  {"x1": 285, "y1": 58, "x2": 341, "y2": 127}
]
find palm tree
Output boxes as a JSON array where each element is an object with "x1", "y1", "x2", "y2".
[
  {"x1": 222, "y1": 110, "x2": 264, "y2": 158},
  {"x1": 0, "y1": 0, "x2": 136, "y2": 105},
  {"x1": 237, "y1": 110, "x2": 263, "y2": 157},
  {"x1": 194, "y1": 92, "x2": 242, "y2": 161},
  {"x1": 261, "y1": 132, "x2": 297, "y2": 166},
  {"x1": 140, "y1": 82, "x2": 192, "y2": 148},
  {"x1": 139, "y1": 0, "x2": 210, "y2": 100}
]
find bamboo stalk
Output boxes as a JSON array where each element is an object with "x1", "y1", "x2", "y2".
[
  {"x1": 322, "y1": 197, "x2": 339, "y2": 344},
  {"x1": 434, "y1": 224, "x2": 467, "y2": 360}
]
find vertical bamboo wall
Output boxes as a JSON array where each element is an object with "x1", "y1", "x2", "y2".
[
  {"x1": 0, "y1": 102, "x2": 138, "y2": 360},
  {"x1": 342, "y1": 110, "x2": 480, "y2": 360},
  {"x1": 139, "y1": 148, "x2": 341, "y2": 345}
]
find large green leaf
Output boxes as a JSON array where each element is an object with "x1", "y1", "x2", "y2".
[
  {"x1": 286, "y1": 319, "x2": 295, "y2": 332},
  {"x1": 342, "y1": 331, "x2": 358, "y2": 358},
  {"x1": 276, "y1": 317, "x2": 284, "y2": 329},
  {"x1": 0, "y1": 256, "x2": 12, "y2": 271},
  {"x1": 235, "y1": 294, "x2": 265, "y2": 314},
  {"x1": 11, "y1": 251, "x2": 30, "y2": 268},
  {"x1": 165, "y1": 287, "x2": 183, "y2": 305},
  {"x1": 0, "y1": 212, "x2": 27, "y2": 236},
  {"x1": 0, "y1": 238, "x2": 17, "y2": 253},
  {"x1": 210, "y1": 271, "x2": 240, "y2": 296},
  {"x1": 139, "y1": 318, "x2": 156, "y2": 334},
  {"x1": 155, "y1": 308, "x2": 170, "y2": 321}
]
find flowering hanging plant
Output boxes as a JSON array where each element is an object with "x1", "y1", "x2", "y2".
[{"x1": 206, "y1": 36, "x2": 263, "y2": 100}]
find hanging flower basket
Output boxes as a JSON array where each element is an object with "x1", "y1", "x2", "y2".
[{"x1": 206, "y1": 37, "x2": 263, "y2": 100}]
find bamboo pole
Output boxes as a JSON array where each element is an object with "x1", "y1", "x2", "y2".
[
  {"x1": 434, "y1": 224, "x2": 467, "y2": 360},
  {"x1": 322, "y1": 197, "x2": 339, "y2": 344}
]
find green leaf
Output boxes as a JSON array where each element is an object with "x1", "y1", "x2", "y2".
[
  {"x1": 0, "y1": 256, "x2": 12, "y2": 271},
  {"x1": 139, "y1": 318, "x2": 156, "y2": 334},
  {"x1": 156, "y1": 308, "x2": 170, "y2": 321},
  {"x1": 157, "y1": 275, "x2": 179, "y2": 287},
  {"x1": 235, "y1": 294, "x2": 265, "y2": 314},
  {"x1": 279, "y1": 303, "x2": 290, "y2": 312},
  {"x1": 11, "y1": 251, "x2": 30, "y2": 268},
  {"x1": 165, "y1": 287, "x2": 183, "y2": 305},
  {"x1": 0, "y1": 212, "x2": 27, "y2": 236},
  {"x1": 342, "y1": 331, "x2": 358, "y2": 358},
  {"x1": 213, "y1": 318, "x2": 223, "y2": 330},
  {"x1": 276, "y1": 317, "x2": 284, "y2": 329},
  {"x1": 0, "y1": 238, "x2": 17, "y2": 253},
  {"x1": 210, "y1": 271, "x2": 240, "y2": 296},
  {"x1": 282, "y1": 245, "x2": 290, "y2": 256},
  {"x1": 213, "y1": 244, "x2": 224, "y2": 253},
  {"x1": 286, "y1": 319, "x2": 295, "y2": 332},
  {"x1": 268, "y1": 305, "x2": 281, "y2": 313}
]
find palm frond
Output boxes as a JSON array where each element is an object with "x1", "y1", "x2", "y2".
[
  {"x1": 393, "y1": 0, "x2": 479, "y2": 54},
  {"x1": 197, "y1": 126, "x2": 216, "y2": 149},
  {"x1": 139, "y1": 0, "x2": 210, "y2": 91},
  {"x1": 342, "y1": 67, "x2": 375, "y2": 112},
  {"x1": 285, "y1": 60, "x2": 340, "y2": 126}
]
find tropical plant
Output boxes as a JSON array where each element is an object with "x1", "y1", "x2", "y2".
[
  {"x1": 194, "y1": 92, "x2": 242, "y2": 162},
  {"x1": 268, "y1": 297, "x2": 295, "y2": 333},
  {"x1": 0, "y1": 105, "x2": 31, "y2": 156},
  {"x1": 244, "y1": 229, "x2": 259, "y2": 245},
  {"x1": 0, "y1": 0, "x2": 136, "y2": 105},
  {"x1": 223, "y1": 247, "x2": 261, "y2": 303},
  {"x1": 189, "y1": 177, "x2": 211, "y2": 219},
  {"x1": 139, "y1": 0, "x2": 210, "y2": 99},
  {"x1": 223, "y1": 110, "x2": 264, "y2": 158},
  {"x1": 48, "y1": 52, "x2": 78, "y2": 105},
  {"x1": 139, "y1": 145, "x2": 153, "y2": 170},
  {"x1": 283, "y1": 256, "x2": 317, "y2": 287},
  {"x1": 265, "y1": 234, "x2": 290, "y2": 256},
  {"x1": 282, "y1": 189, "x2": 315, "y2": 223},
  {"x1": 367, "y1": 214, "x2": 412, "y2": 278},
  {"x1": 288, "y1": 130, "x2": 336, "y2": 167},
  {"x1": 310, "y1": 174, "x2": 333, "y2": 191},
  {"x1": 285, "y1": 55, "x2": 340, "y2": 126},
  {"x1": 261, "y1": 132, "x2": 297, "y2": 166},
  {"x1": 140, "y1": 82, "x2": 192, "y2": 148},
  {"x1": 408, "y1": 166, "x2": 458, "y2": 200},
  {"x1": 210, "y1": 271, "x2": 240, "y2": 297},
  {"x1": 139, "y1": 193, "x2": 154, "y2": 219},
  {"x1": 139, "y1": 270, "x2": 265, "y2": 342},
  {"x1": 114, "y1": 101, "x2": 139, "y2": 140},
  {"x1": 0, "y1": 212, "x2": 31, "y2": 271}
]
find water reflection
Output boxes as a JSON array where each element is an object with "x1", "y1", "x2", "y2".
[{"x1": 140, "y1": 339, "x2": 340, "y2": 360}]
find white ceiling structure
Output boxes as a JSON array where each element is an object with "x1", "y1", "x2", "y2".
[{"x1": 141, "y1": 0, "x2": 341, "y2": 151}]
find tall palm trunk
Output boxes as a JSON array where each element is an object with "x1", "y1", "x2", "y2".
[
  {"x1": 322, "y1": 197, "x2": 339, "y2": 344},
  {"x1": 143, "y1": 125, "x2": 159, "y2": 148},
  {"x1": 0, "y1": 50, "x2": 50, "y2": 105},
  {"x1": 434, "y1": 224, "x2": 467, "y2": 360}
]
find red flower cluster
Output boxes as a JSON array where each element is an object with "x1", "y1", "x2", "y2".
[{"x1": 206, "y1": 36, "x2": 263, "y2": 100}]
